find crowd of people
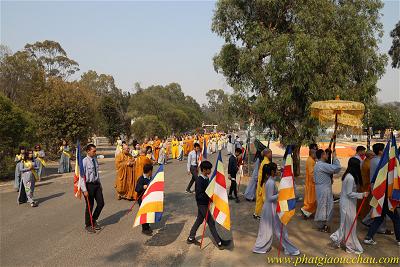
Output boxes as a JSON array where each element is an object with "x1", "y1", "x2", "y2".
[
  {"x1": 243, "y1": 143, "x2": 399, "y2": 255},
  {"x1": 13, "y1": 132, "x2": 399, "y2": 254}
]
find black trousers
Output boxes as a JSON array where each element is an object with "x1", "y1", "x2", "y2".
[
  {"x1": 189, "y1": 204, "x2": 221, "y2": 244},
  {"x1": 229, "y1": 179, "x2": 238, "y2": 198},
  {"x1": 85, "y1": 182, "x2": 105, "y2": 227},
  {"x1": 186, "y1": 165, "x2": 198, "y2": 191},
  {"x1": 367, "y1": 199, "x2": 400, "y2": 241}
]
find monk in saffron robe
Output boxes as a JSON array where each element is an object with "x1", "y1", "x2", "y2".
[
  {"x1": 153, "y1": 136, "x2": 161, "y2": 162},
  {"x1": 358, "y1": 150, "x2": 374, "y2": 218},
  {"x1": 171, "y1": 138, "x2": 178, "y2": 159},
  {"x1": 188, "y1": 137, "x2": 194, "y2": 153},
  {"x1": 254, "y1": 148, "x2": 272, "y2": 218},
  {"x1": 134, "y1": 148, "x2": 152, "y2": 195},
  {"x1": 301, "y1": 144, "x2": 318, "y2": 219},
  {"x1": 114, "y1": 144, "x2": 135, "y2": 200}
]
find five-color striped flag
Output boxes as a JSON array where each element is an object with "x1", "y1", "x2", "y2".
[
  {"x1": 370, "y1": 140, "x2": 390, "y2": 217},
  {"x1": 73, "y1": 141, "x2": 84, "y2": 199},
  {"x1": 205, "y1": 151, "x2": 231, "y2": 230},
  {"x1": 134, "y1": 165, "x2": 164, "y2": 227},
  {"x1": 388, "y1": 134, "x2": 400, "y2": 210},
  {"x1": 276, "y1": 146, "x2": 296, "y2": 225},
  {"x1": 198, "y1": 138, "x2": 208, "y2": 165}
]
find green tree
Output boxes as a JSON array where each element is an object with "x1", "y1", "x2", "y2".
[
  {"x1": 203, "y1": 89, "x2": 234, "y2": 131},
  {"x1": 31, "y1": 78, "x2": 95, "y2": 153},
  {"x1": 129, "y1": 83, "x2": 203, "y2": 136},
  {"x1": 24, "y1": 40, "x2": 79, "y2": 79},
  {"x1": 131, "y1": 115, "x2": 168, "y2": 141},
  {"x1": 0, "y1": 93, "x2": 36, "y2": 178},
  {"x1": 389, "y1": 21, "x2": 400, "y2": 68},
  {"x1": 0, "y1": 50, "x2": 45, "y2": 104},
  {"x1": 212, "y1": 0, "x2": 387, "y2": 175}
]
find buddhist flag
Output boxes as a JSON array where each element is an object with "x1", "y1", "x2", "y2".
[
  {"x1": 388, "y1": 134, "x2": 400, "y2": 210},
  {"x1": 370, "y1": 140, "x2": 390, "y2": 217},
  {"x1": 73, "y1": 141, "x2": 84, "y2": 199},
  {"x1": 134, "y1": 165, "x2": 164, "y2": 227},
  {"x1": 205, "y1": 151, "x2": 231, "y2": 230},
  {"x1": 276, "y1": 146, "x2": 296, "y2": 225},
  {"x1": 198, "y1": 138, "x2": 207, "y2": 165}
]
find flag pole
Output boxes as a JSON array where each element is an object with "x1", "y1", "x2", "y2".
[
  {"x1": 200, "y1": 200, "x2": 212, "y2": 249},
  {"x1": 343, "y1": 186, "x2": 370, "y2": 245},
  {"x1": 125, "y1": 191, "x2": 145, "y2": 216},
  {"x1": 277, "y1": 222, "x2": 284, "y2": 257},
  {"x1": 85, "y1": 194, "x2": 94, "y2": 229}
]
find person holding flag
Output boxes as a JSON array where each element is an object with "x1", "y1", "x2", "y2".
[
  {"x1": 364, "y1": 135, "x2": 400, "y2": 246},
  {"x1": 135, "y1": 164, "x2": 154, "y2": 235},
  {"x1": 330, "y1": 157, "x2": 369, "y2": 254},
  {"x1": 253, "y1": 162, "x2": 299, "y2": 255},
  {"x1": 187, "y1": 160, "x2": 230, "y2": 249},
  {"x1": 80, "y1": 144, "x2": 104, "y2": 234}
]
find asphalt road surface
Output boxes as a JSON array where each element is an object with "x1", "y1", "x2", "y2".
[{"x1": 1, "y1": 147, "x2": 399, "y2": 267}]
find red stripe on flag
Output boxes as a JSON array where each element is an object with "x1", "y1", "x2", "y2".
[
  {"x1": 372, "y1": 183, "x2": 387, "y2": 199},
  {"x1": 142, "y1": 181, "x2": 164, "y2": 199},
  {"x1": 215, "y1": 171, "x2": 226, "y2": 187},
  {"x1": 140, "y1": 213, "x2": 147, "y2": 224},
  {"x1": 282, "y1": 165, "x2": 293, "y2": 177},
  {"x1": 276, "y1": 203, "x2": 281, "y2": 212},
  {"x1": 213, "y1": 206, "x2": 220, "y2": 218}
]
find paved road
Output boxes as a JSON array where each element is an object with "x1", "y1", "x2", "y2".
[{"x1": 1, "y1": 147, "x2": 399, "y2": 267}]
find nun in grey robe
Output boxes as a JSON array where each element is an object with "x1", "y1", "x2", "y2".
[
  {"x1": 330, "y1": 173, "x2": 366, "y2": 254},
  {"x1": 253, "y1": 176, "x2": 300, "y2": 255},
  {"x1": 58, "y1": 145, "x2": 72, "y2": 173},
  {"x1": 244, "y1": 158, "x2": 260, "y2": 201},
  {"x1": 314, "y1": 158, "x2": 341, "y2": 229}
]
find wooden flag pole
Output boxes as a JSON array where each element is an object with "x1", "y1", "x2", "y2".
[
  {"x1": 84, "y1": 194, "x2": 94, "y2": 229},
  {"x1": 200, "y1": 200, "x2": 212, "y2": 249},
  {"x1": 277, "y1": 222, "x2": 284, "y2": 257},
  {"x1": 125, "y1": 191, "x2": 146, "y2": 216}
]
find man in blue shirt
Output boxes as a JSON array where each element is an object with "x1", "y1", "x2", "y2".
[{"x1": 81, "y1": 144, "x2": 105, "y2": 234}]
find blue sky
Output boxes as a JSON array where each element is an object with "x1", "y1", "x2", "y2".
[{"x1": 1, "y1": 0, "x2": 399, "y2": 104}]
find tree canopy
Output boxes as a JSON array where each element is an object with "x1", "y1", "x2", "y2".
[
  {"x1": 212, "y1": 0, "x2": 387, "y2": 174},
  {"x1": 129, "y1": 83, "x2": 204, "y2": 139},
  {"x1": 389, "y1": 21, "x2": 400, "y2": 68}
]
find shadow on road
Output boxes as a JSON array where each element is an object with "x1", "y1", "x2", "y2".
[
  {"x1": 104, "y1": 241, "x2": 141, "y2": 263},
  {"x1": 35, "y1": 181, "x2": 53, "y2": 187},
  {"x1": 36, "y1": 192, "x2": 65, "y2": 203},
  {"x1": 146, "y1": 221, "x2": 186, "y2": 246},
  {"x1": 99, "y1": 209, "x2": 130, "y2": 227}
]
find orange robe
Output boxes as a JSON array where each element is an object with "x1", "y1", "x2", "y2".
[
  {"x1": 153, "y1": 139, "x2": 161, "y2": 161},
  {"x1": 114, "y1": 152, "x2": 135, "y2": 200},
  {"x1": 188, "y1": 139, "x2": 194, "y2": 152},
  {"x1": 358, "y1": 158, "x2": 371, "y2": 218},
  {"x1": 301, "y1": 156, "x2": 317, "y2": 216},
  {"x1": 134, "y1": 155, "x2": 152, "y2": 195}
]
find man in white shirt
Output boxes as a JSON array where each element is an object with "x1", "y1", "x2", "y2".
[{"x1": 185, "y1": 143, "x2": 201, "y2": 193}]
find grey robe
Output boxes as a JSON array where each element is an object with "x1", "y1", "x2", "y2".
[
  {"x1": 244, "y1": 158, "x2": 260, "y2": 200},
  {"x1": 58, "y1": 146, "x2": 72, "y2": 173},
  {"x1": 14, "y1": 155, "x2": 23, "y2": 190},
  {"x1": 17, "y1": 160, "x2": 39, "y2": 204},
  {"x1": 314, "y1": 158, "x2": 341, "y2": 223},
  {"x1": 330, "y1": 174, "x2": 365, "y2": 253},
  {"x1": 253, "y1": 177, "x2": 300, "y2": 255}
]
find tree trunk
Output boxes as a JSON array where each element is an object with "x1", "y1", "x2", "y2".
[{"x1": 292, "y1": 144, "x2": 301, "y2": 177}]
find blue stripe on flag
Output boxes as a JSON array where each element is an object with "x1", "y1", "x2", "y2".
[
  {"x1": 287, "y1": 198, "x2": 296, "y2": 210},
  {"x1": 155, "y1": 212, "x2": 163, "y2": 222}
]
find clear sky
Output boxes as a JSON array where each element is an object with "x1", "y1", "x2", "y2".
[{"x1": 1, "y1": 0, "x2": 399, "y2": 104}]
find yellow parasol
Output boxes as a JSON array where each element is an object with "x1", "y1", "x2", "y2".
[{"x1": 310, "y1": 96, "x2": 365, "y2": 150}]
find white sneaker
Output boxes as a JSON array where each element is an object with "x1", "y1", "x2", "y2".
[
  {"x1": 363, "y1": 238, "x2": 377, "y2": 245},
  {"x1": 397, "y1": 241, "x2": 400, "y2": 246}
]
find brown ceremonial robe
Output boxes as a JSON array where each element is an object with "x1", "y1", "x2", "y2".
[
  {"x1": 358, "y1": 157, "x2": 371, "y2": 218},
  {"x1": 115, "y1": 152, "x2": 136, "y2": 200}
]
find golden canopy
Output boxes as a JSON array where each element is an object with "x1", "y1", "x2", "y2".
[{"x1": 310, "y1": 97, "x2": 365, "y2": 128}]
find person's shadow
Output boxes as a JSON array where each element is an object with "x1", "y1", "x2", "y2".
[
  {"x1": 36, "y1": 192, "x2": 65, "y2": 204},
  {"x1": 99, "y1": 209, "x2": 129, "y2": 227}
]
